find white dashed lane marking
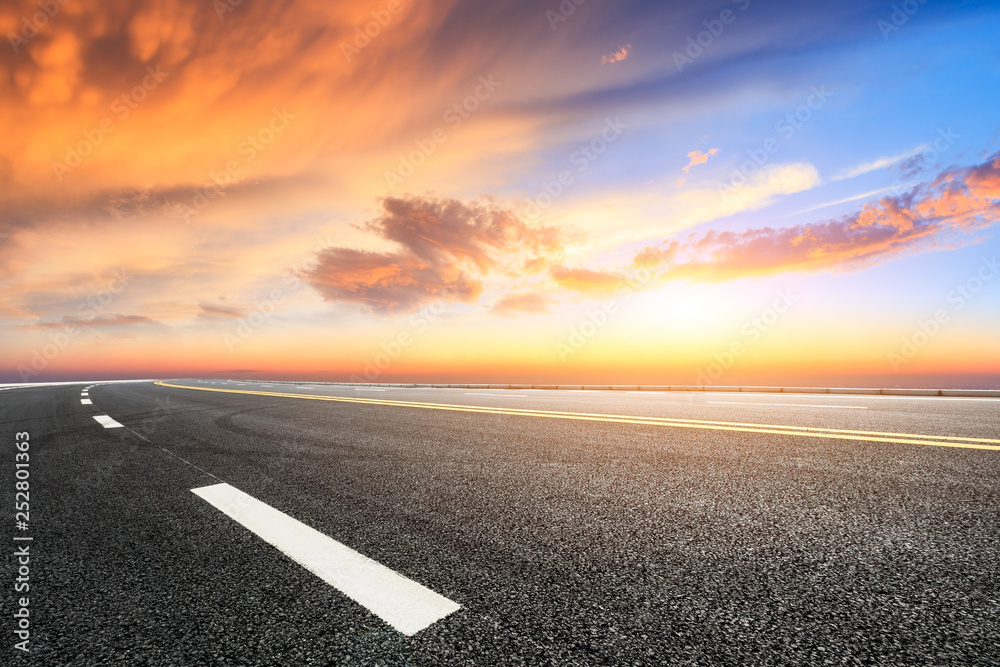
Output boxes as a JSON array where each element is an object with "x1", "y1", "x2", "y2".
[
  {"x1": 191, "y1": 483, "x2": 460, "y2": 635},
  {"x1": 81, "y1": 398, "x2": 92, "y2": 405},
  {"x1": 93, "y1": 415, "x2": 124, "y2": 428}
]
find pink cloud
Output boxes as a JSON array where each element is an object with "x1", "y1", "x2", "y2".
[
  {"x1": 635, "y1": 152, "x2": 1000, "y2": 281},
  {"x1": 305, "y1": 196, "x2": 565, "y2": 312},
  {"x1": 601, "y1": 44, "x2": 632, "y2": 65},
  {"x1": 491, "y1": 292, "x2": 554, "y2": 316},
  {"x1": 549, "y1": 266, "x2": 626, "y2": 295},
  {"x1": 683, "y1": 148, "x2": 720, "y2": 173}
]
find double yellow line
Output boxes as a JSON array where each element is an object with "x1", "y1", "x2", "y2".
[{"x1": 154, "y1": 381, "x2": 1000, "y2": 451}]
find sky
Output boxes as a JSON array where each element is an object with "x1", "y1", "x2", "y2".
[{"x1": 1, "y1": 0, "x2": 999, "y2": 387}]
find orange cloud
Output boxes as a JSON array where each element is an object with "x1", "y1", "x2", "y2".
[
  {"x1": 683, "y1": 148, "x2": 720, "y2": 173},
  {"x1": 635, "y1": 152, "x2": 1000, "y2": 281},
  {"x1": 305, "y1": 195, "x2": 566, "y2": 312},
  {"x1": 21, "y1": 314, "x2": 156, "y2": 330},
  {"x1": 491, "y1": 292, "x2": 553, "y2": 316},
  {"x1": 549, "y1": 266, "x2": 625, "y2": 295},
  {"x1": 196, "y1": 302, "x2": 245, "y2": 320},
  {"x1": 600, "y1": 44, "x2": 631, "y2": 65}
]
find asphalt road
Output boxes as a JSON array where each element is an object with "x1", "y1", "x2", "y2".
[{"x1": 3, "y1": 379, "x2": 1000, "y2": 665}]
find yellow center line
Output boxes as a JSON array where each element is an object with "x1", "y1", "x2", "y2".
[{"x1": 153, "y1": 381, "x2": 1000, "y2": 451}]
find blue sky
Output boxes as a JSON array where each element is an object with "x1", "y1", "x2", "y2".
[{"x1": 1, "y1": 0, "x2": 998, "y2": 385}]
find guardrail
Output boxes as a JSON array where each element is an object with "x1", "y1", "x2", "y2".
[{"x1": 236, "y1": 382, "x2": 1000, "y2": 398}]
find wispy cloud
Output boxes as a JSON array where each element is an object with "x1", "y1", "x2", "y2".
[
  {"x1": 21, "y1": 314, "x2": 155, "y2": 330},
  {"x1": 634, "y1": 152, "x2": 1000, "y2": 281},
  {"x1": 788, "y1": 184, "x2": 911, "y2": 217},
  {"x1": 833, "y1": 144, "x2": 929, "y2": 181},
  {"x1": 196, "y1": 303, "x2": 245, "y2": 320},
  {"x1": 677, "y1": 162, "x2": 821, "y2": 224}
]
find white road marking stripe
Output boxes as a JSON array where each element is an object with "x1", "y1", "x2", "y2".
[
  {"x1": 353, "y1": 388, "x2": 386, "y2": 391},
  {"x1": 93, "y1": 415, "x2": 124, "y2": 428},
  {"x1": 707, "y1": 401, "x2": 867, "y2": 409},
  {"x1": 465, "y1": 393, "x2": 529, "y2": 397},
  {"x1": 191, "y1": 483, "x2": 460, "y2": 635},
  {"x1": 81, "y1": 398, "x2": 93, "y2": 405},
  {"x1": 706, "y1": 392, "x2": 999, "y2": 402}
]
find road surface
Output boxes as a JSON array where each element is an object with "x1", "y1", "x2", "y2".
[{"x1": 3, "y1": 379, "x2": 1000, "y2": 665}]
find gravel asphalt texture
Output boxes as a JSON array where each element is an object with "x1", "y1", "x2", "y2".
[{"x1": 3, "y1": 380, "x2": 999, "y2": 665}]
